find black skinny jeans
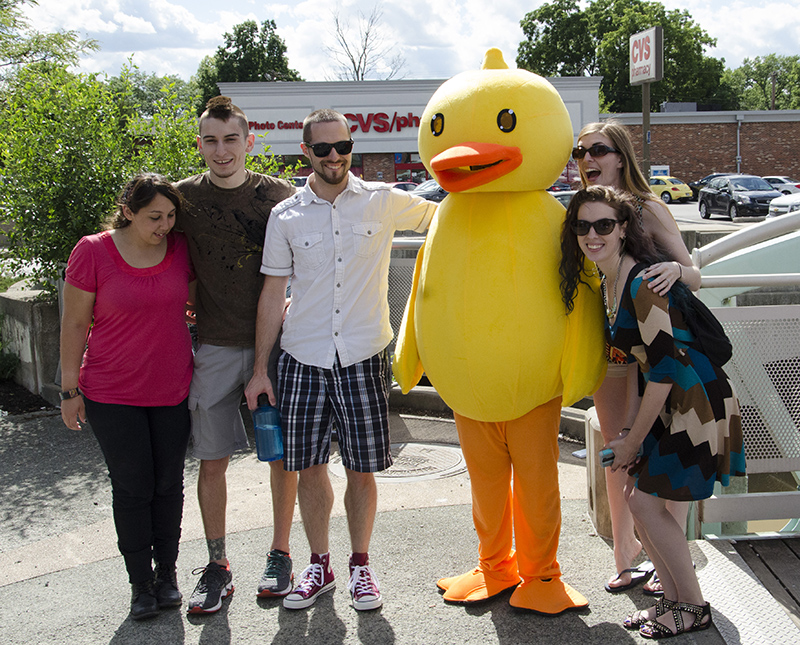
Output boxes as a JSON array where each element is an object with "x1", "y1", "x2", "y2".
[{"x1": 85, "y1": 396, "x2": 191, "y2": 584}]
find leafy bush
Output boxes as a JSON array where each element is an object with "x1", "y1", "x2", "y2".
[
  {"x1": 1, "y1": 65, "x2": 134, "y2": 292},
  {"x1": 0, "y1": 63, "x2": 204, "y2": 293}
]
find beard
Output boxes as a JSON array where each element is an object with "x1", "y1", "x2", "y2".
[{"x1": 314, "y1": 159, "x2": 350, "y2": 186}]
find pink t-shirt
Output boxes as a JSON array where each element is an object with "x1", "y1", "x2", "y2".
[{"x1": 65, "y1": 231, "x2": 195, "y2": 407}]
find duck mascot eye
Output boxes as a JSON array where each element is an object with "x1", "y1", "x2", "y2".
[{"x1": 394, "y1": 48, "x2": 606, "y2": 614}]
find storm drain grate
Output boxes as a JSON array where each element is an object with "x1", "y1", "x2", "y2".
[{"x1": 329, "y1": 442, "x2": 466, "y2": 482}]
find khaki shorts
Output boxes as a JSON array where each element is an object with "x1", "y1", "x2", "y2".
[{"x1": 188, "y1": 344, "x2": 254, "y2": 460}]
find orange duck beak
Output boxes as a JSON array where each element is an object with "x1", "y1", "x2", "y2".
[{"x1": 430, "y1": 142, "x2": 522, "y2": 192}]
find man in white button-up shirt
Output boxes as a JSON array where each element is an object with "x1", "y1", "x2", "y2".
[{"x1": 245, "y1": 109, "x2": 436, "y2": 611}]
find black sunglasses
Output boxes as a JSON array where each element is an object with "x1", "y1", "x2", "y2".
[
  {"x1": 570, "y1": 218, "x2": 621, "y2": 236},
  {"x1": 304, "y1": 139, "x2": 354, "y2": 157},
  {"x1": 571, "y1": 143, "x2": 618, "y2": 160}
]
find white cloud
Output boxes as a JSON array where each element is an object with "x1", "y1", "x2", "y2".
[{"x1": 114, "y1": 13, "x2": 155, "y2": 34}]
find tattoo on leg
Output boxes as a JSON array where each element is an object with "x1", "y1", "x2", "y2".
[{"x1": 207, "y1": 537, "x2": 226, "y2": 562}]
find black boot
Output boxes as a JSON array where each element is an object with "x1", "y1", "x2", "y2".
[
  {"x1": 130, "y1": 578, "x2": 159, "y2": 620},
  {"x1": 154, "y1": 563, "x2": 183, "y2": 608}
]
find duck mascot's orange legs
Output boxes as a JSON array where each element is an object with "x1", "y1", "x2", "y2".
[{"x1": 438, "y1": 397, "x2": 589, "y2": 615}]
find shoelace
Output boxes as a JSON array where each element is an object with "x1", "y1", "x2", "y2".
[
  {"x1": 191, "y1": 565, "x2": 225, "y2": 593},
  {"x1": 295, "y1": 563, "x2": 324, "y2": 594},
  {"x1": 264, "y1": 558, "x2": 284, "y2": 579},
  {"x1": 348, "y1": 565, "x2": 379, "y2": 597}
]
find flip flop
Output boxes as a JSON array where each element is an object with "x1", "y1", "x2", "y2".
[
  {"x1": 643, "y1": 561, "x2": 695, "y2": 596},
  {"x1": 604, "y1": 563, "x2": 655, "y2": 593},
  {"x1": 642, "y1": 574, "x2": 663, "y2": 597}
]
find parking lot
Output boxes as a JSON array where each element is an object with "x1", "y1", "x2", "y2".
[{"x1": 661, "y1": 200, "x2": 757, "y2": 228}]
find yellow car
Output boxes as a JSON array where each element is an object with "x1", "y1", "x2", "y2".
[{"x1": 650, "y1": 176, "x2": 692, "y2": 204}]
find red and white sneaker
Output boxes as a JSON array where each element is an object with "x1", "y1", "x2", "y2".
[
  {"x1": 282, "y1": 554, "x2": 335, "y2": 609},
  {"x1": 348, "y1": 563, "x2": 382, "y2": 611}
]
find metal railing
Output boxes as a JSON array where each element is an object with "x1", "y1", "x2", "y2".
[{"x1": 691, "y1": 211, "x2": 800, "y2": 536}]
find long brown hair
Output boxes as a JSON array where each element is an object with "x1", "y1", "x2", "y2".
[
  {"x1": 577, "y1": 121, "x2": 655, "y2": 202},
  {"x1": 560, "y1": 185, "x2": 661, "y2": 312}
]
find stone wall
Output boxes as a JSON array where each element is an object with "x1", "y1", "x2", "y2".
[{"x1": 0, "y1": 285, "x2": 59, "y2": 404}]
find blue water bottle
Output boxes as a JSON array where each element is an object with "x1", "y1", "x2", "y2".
[{"x1": 252, "y1": 396, "x2": 283, "y2": 462}]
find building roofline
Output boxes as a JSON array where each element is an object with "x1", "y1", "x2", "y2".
[{"x1": 603, "y1": 110, "x2": 800, "y2": 125}]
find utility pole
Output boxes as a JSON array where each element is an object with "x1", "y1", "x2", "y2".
[
  {"x1": 629, "y1": 26, "x2": 662, "y2": 179},
  {"x1": 771, "y1": 72, "x2": 776, "y2": 110}
]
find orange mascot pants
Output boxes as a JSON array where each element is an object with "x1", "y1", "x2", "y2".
[{"x1": 441, "y1": 397, "x2": 588, "y2": 614}]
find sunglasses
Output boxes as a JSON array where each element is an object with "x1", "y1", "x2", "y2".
[
  {"x1": 304, "y1": 139, "x2": 354, "y2": 157},
  {"x1": 570, "y1": 218, "x2": 621, "y2": 236},
  {"x1": 571, "y1": 143, "x2": 618, "y2": 160}
]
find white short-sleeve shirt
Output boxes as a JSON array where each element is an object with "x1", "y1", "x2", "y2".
[{"x1": 262, "y1": 173, "x2": 436, "y2": 368}]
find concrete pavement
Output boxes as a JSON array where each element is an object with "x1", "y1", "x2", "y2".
[{"x1": 1, "y1": 399, "x2": 796, "y2": 644}]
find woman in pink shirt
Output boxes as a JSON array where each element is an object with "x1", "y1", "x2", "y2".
[{"x1": 60, "y1": 174, "x2": 195, "y2": 620}]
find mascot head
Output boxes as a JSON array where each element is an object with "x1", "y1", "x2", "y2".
[{"x1": 419, "y1": 48, "x2": 573, "y2": 194}]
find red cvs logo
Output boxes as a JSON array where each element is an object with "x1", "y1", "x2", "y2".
[{"x1": 631, "y1": 35, "x2": 651, "y2": 63}]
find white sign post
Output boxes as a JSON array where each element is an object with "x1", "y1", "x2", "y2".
[{"x1": 630, "y1": 26, "x2": 663, "y2": 178}]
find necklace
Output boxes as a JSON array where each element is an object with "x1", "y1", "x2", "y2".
[{"x1": 601, "y1": 253, "x2": 625, "y2": 319}]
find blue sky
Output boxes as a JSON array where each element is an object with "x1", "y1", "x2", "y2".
[{"x1": 21, "y1": 0, "x2": 800, "y2": 82}]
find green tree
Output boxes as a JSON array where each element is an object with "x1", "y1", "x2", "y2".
[
  {"x1": 128, "y1": 79, "x2": 203, "y2": 182},
  {"x1": 0, "y1": 66, "x2": 134, "y2": 289},
  {"x1": 193, "y1": 19, "x2": 302, "y2": 111},
  {"x1": 106, "y1": 66, "x2": 198, "y2": 119},
  {"x1": 1, "y1": 0, "x2": 96, "y2": 75},
  {"x1": 724, "y1": 54, "x2": 800, "y2": 110},
  {"x1": 517, "y1": 0, "x2": 732, "y2": 113},
  {"x1": 0, "y1": 66, "x2": 202, "y2": 292}
]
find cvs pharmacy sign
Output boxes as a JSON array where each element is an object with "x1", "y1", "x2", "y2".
[{"x1": 629, "y1": 26, "x2": 663, "y2": 85}]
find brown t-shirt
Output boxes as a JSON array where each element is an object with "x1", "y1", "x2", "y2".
[{"x1": 176, "y1": 170, "x2": 295, "y2": 346}]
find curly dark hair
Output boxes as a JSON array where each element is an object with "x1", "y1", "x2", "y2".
[
  {"x1": 559, "y1": 186, "x2": 663, "y2": 312},
  {"x1": 107, "y1": 173, "x2": 183, "y2": 229}
]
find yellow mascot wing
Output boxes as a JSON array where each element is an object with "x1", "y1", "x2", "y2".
[
  {"x1": 561, "y1": 262, "x2": 607, "y2": 407},
  {"x1": 394, "y1": 240, "x2": 426, "y2": 393}
]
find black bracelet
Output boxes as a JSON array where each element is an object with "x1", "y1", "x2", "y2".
[{"x1": 59, "y1": 387, "x2": 82, "y2": 401}]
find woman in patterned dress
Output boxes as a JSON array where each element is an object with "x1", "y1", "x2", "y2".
[{"x1": 560, "y1": 186, "x2": 746, "y2": 639}]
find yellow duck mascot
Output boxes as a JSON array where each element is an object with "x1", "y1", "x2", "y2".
[{"x1": 394, "y1": 48, "x2": 606, "y2": 614}]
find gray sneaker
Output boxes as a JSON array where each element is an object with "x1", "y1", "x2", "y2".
[
  {"x1": 257, "y1": 549, "x2": 294, "y2": 598},
  {"x1": 187, "y1": 562, "x2": 234, "y2": 614}
]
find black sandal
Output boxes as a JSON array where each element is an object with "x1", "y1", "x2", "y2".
[
  {"x1": 640, "y1": 601, "x2": 712, "y2": 639},
  {"x1": 623, "y1": 597, "x2": 674, "y2": 629}
]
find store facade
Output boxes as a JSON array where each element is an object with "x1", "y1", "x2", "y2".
[{"x1": 218, "y1": 77, "x2": 602, "y2": 183}]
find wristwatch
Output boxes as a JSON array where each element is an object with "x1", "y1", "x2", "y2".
[{"x1": 59, "y1": 387, "x2": 82, "y2": 401}]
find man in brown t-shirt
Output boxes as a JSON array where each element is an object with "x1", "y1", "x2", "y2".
[{"x1": 176, "y1": 97, "x2": 297, "y2": 615}]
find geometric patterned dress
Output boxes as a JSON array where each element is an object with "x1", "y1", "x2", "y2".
[{"x1": 607, "y1": 265, "x2": 747, "y2": 501}]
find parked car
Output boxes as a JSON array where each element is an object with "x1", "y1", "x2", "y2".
[
  {"x1": 767, "y1": 192, "x2": 800, "y2": 218},
  {"x1": 547, "y1": 181, "x2": 573, "y2": 192},
  {"x1": 289, "y1": 176, "x2": 308, "y2": 187},
  {"x1": 649, "y1": 176, "x2": 692, "y2": 203},
  {"x1": 762, "y1": 175, "x2": 800, "y2": 195},
  {"x1": 411, "y1": 178, "x2": 449, "y2": 202},
  {"x1": 387, "y1": 181, "x2": 418, "y2": 192},
  {"x1": 688, "y1": 173, "x2": 733, "y2": 201},
  {"x1": 698, "y1": 175, "x2": 782, "y2": 219},
  {"x1": 552, "y1": 190, "x2": 577, "y2": 208}
]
